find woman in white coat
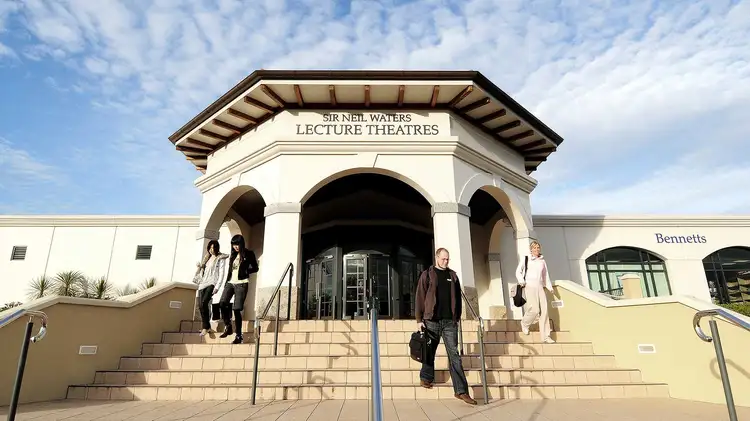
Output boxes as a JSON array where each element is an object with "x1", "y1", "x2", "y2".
[
  {"x1": 516, "y1": 240, "x2": 555, "y2": 343},
  {"x1": 194, "y1": 240, "x2": 229, "y2": 337}
]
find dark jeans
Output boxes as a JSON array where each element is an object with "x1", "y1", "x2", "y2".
[
  {"x1": 220, "y1": 282, "x2": 249, "y2": 335},
  {"x1": 420, "y1": 319, "x2": 469, "y2": 395},
  {"x1": 198, "y1": 285, "x2": 215, "y2": 330}
]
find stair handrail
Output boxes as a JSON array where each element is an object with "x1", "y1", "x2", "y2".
[
  {"x1": 1, "y1": 309, "x2": 48, "y2": 421},
  {"x1": 369, "y1": 276, "x2": 384, "y2": 421},
  {"x1": 693, "y1": 307, "x2": 750, "y2": 421},
  {"x1": 457, "y1": 288, "x2": 489, "y2": 405},
  {"x1": 250, "y1": 262, "x2": 294, "y2": 406}
]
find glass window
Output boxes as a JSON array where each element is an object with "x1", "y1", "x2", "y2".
[
  {"x1": 585, "y1": 247, "x2": 672, "y2": 298},
  {"x1": 702, "y1": 247, "x2": 750, "y2": 304}
]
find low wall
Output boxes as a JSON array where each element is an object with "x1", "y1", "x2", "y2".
[
  {"x1": 0, "y1": 282, "x2": 197, "y2": 406},
  {"x1": 549, "y1": 280, "x2": 750, "y2": 406}
]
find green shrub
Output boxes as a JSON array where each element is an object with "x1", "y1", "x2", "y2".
[{"x1": 720, "y1": 302, "x2": 750, "y2": 317}]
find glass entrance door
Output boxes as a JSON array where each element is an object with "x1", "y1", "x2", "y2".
[
  {"x1": 305, "y1": 255, "x2": 336, "y2": 319},
  {"x1": 342, "y1": 252, "x2": 392, "y2": 319}
]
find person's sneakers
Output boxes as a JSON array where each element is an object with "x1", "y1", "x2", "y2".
[
  {"x1": 455, "y1": 393, "x2": 477, "y2": 405},
  {"x1": 232, "y1": 335, "x2": 244, "y2": 344},
  {"x1": 420, "y1": 380, "x2": 433, "y2": 389},
  {"x1": 219, "y1": 325, "x2": 233, "y2": 338},
  {"x1": 521, "y1": 325, "x2": 530, "y2": 336},
  {"x1": 543, "y1": 336, "x2": 556, "y2": 344},
  {"x1": 199, "y1": 329, "x2": 208, "y2": 337}
]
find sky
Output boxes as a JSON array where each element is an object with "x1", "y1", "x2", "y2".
[{"x1": 0, "y1": 0, "x2": 749, "y2": 216}]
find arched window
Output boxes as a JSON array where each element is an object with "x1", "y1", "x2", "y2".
[
  {"x1": 585, "y1": 247, "x2": 672, "y2": 298},
  {"x1": 703, "y1": 247, "x2": 750, "y2": 304}
]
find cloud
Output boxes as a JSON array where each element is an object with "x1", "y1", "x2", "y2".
[
  {"x1": 1, "y1": 0, "x2": 749, "y2": 215},
  {"x1": 0, "y1": 136, "x2": 61, "y2": 185}
]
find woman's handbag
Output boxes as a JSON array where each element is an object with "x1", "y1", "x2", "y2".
[
  {"x1": 513, "y1": 256, "x2": 529, "y2": 307},
  {"x1": 513, "y1": 284, "x2": 526, "y2": 307}
]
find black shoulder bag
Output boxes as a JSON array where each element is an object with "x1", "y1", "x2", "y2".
[{"x1": 513, "y1": 256, "x2": 528, "y2": 307}]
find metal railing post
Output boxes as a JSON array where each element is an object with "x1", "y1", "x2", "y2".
[
  {"x1": 7, "y1": 320, "x2": 34, "y2": 421},
  {"x1": 251, "y1": 318, "x2": 261, "y2": 406},
  {"x1": 250, "y1": 263, "x2": 294, "y2": 405},
  {"x1": 369, "y1": 279, "x2": 384, "y2": 421},
  {"x1": 477, "y1": 319, "x2": 489, "y2": 405},
  {"x1": 709, "y1": 318, "x2": 738, "y2": 421},
  {"x1": 693, "y1": 308, "x2": 749, "y2": 421},
  {"x1": 458, "y1": 322, "x2": 464, "y2": 355},
  {"x1": 274, "y1": 292, "x2": 281, "y2": 357}
]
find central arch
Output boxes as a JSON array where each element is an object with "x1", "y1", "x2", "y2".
[{"x1": 299, "y1": 171, "x2": 434, "y2": 320}]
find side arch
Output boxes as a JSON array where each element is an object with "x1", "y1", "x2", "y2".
[
  {"x1": 457, "y1": 173, "x2": 531, "y2": 234},
  {"x1": 204, "y1": 185, "x2": 267, "y2": 234}
]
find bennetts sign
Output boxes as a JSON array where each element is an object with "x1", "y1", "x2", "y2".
[
  {"x1": 655, "y1": 233, "x2": 707, "y2": 244},
  {"x1": 295, "y1": 112, "x2": 440, "y2": 136}
]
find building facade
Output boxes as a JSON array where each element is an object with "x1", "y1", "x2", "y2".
[{"x1": 2, "y1": 71, "x2": 749, "y2": 318}]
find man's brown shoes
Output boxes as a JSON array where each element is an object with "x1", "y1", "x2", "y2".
[
  {"x1": 420, "y1": 380, "x2": 433, "y2": 389},
  {"x1": 455, "y1": 393, "x2": 477, "y2": 405}
]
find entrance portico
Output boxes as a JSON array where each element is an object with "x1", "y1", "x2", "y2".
[{"x1": 168, "y1": 70, "x2": 563, "y2": 321}]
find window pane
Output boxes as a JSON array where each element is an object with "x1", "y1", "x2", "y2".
[
  {"x1": 649, "y1": 272, "x2": 670, "y2": 297},
  {"x1": 585, "y1": 247, "x2": 671, "y2": 297}
]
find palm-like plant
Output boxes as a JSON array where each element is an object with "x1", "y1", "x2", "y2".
[
  {"x1": 53, "y1": 271, "x2": 85, "y2": 297},
  {"x1": 27, "y1": 275, "x2": 54, "y2": 300},
  {"x1": 117, "y1": 284, "x2": 140, "y2": 297},
  {"x1": 139, "y1": 277, "x2": 157, "y2": 291},
  {"x1": 1, "y1": 302, "x2": 22, "y2": 312},
  {"x1": 80, "y1": 277, "x2": 115, "y2": 300}
]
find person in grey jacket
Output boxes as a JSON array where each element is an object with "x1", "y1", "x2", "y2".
[{"x1": 194, "y1": 240, "x2": 229, "y2": 336}]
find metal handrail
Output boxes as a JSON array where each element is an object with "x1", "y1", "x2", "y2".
[
  {"x1": 693, "y1": 308, "x2": 750, "y2": 421},
  {"x1": 2, "y1": 309, "x2": 48, "y2": 421},
  {"x1": 369, "y1": 276, "x2": 384, "y2": 421},
  {"x1": 457, "y1": 288, "x2": 489, "y2": 405},
  {"x1": 250, "y1": 262, "x2": 294, "y2": 406}
]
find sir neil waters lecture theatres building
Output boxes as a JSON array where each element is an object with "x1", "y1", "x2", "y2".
[{"x1": 2, "y1": 70, "x2": 750, "y2": 317}]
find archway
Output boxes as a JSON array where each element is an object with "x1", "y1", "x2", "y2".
[
  {"x1": 703, "y1": 247, "x2": 750, "y2": 304},
  {"x1": 585, "y1": 247, "x2": 671, "y2": 298},
  {"x1": 203, "y1": 185, "x2": 267, "y2": 319},
  {"x1": 465, "y1": 186, "x2": 519, "y2": 319},
  {"x1": 300, "y1": 172, "x2": 433, "y2": 320}
]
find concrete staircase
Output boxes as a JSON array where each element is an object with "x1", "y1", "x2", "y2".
[{"x1": 66, "y1": 319, "x2": 670, "y2": 401}]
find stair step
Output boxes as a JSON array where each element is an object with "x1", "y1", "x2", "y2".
[
  {"x1": 141, "y1": 342, "x2": 595, "y2": 357},
  {"x1": 92, "y1": 367, "x2": 642, "y2": 386},
  {"x1": 179, "y1": 319, "x2": 539, "y2": 334},
  {"x1": 162, "y1": 330, "x2": 574, "y2": 344},
  {"x1": 68, "y1": 382, "x2": 670, "y2": 401},
  {"x1": 118, "y1": 354, "x2": 617, "y2": 371}
]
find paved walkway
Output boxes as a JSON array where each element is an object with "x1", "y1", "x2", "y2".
[{"x1": 1, "y1": 399, "x2": 747, "y2": 420}]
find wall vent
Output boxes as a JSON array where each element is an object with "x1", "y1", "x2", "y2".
[
  {"x1": 169, "y1": 301, "x2": 182, "y2": 309},
  {"x1": 135, "y1": 245, "x2": 153, "y2": 260},
  {"x1": 637, "y1": 344, "x2": 656, "y2": 354},
  {"x1": 79, "y1": 345, "x2": 98, "y2": 355},
  {"x1": 551, "y1": 300, "x2": 564, "y2": 308},
  {"x1": 10, "y1": 246, "x2": 27, "y2": 261}
]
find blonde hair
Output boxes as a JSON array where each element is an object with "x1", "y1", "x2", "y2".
[{"x1": 529, "y1": 241, "x2": 541, "y2": 250}]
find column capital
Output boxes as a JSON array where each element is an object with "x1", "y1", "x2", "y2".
[
  {"x1": 196, "y1": 229, "x2": 220, "y2": 241},
  {"x1": 431, "y1": 202, "x2": 471, "y2": 218},
  {"x1": 514, "y1": 229, "x2": 538, "y2": 240},
  {"x1": 264, "y1": 202, "x2": 302, "y2": 217}
]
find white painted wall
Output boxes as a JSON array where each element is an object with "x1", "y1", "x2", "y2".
[
  {"x1": 0, "y1": 217, "x2": 234, "y2": 304},
  {"x1": 3, "y1": 215, "x2": 748, "y2": 309}
]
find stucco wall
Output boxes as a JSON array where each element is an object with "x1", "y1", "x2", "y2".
[
  {"x1": 0, "y1": 217, "x2": 232, "y2": 304},
  {"x1": 534, "y1": 216, "x2": 750, "y2": 303}
]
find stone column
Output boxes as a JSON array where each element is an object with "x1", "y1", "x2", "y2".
[
  {"x1": 487, "y1": 253, "x2": 507, "y2": 319},
  {"x1": 432, "y1": 203, "x2": 478, "y2": 319},
  {"x1": 256, "y1": 203, "x2": 302, "y2": 320}
]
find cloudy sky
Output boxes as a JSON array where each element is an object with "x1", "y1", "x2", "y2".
[{"x1": 0, "y1": 0, "x2": 748, "y2": 215}]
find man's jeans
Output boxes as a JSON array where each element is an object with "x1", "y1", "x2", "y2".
[{"x1": 420, "y1": 319, "x2": 470, "y2": 395}]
